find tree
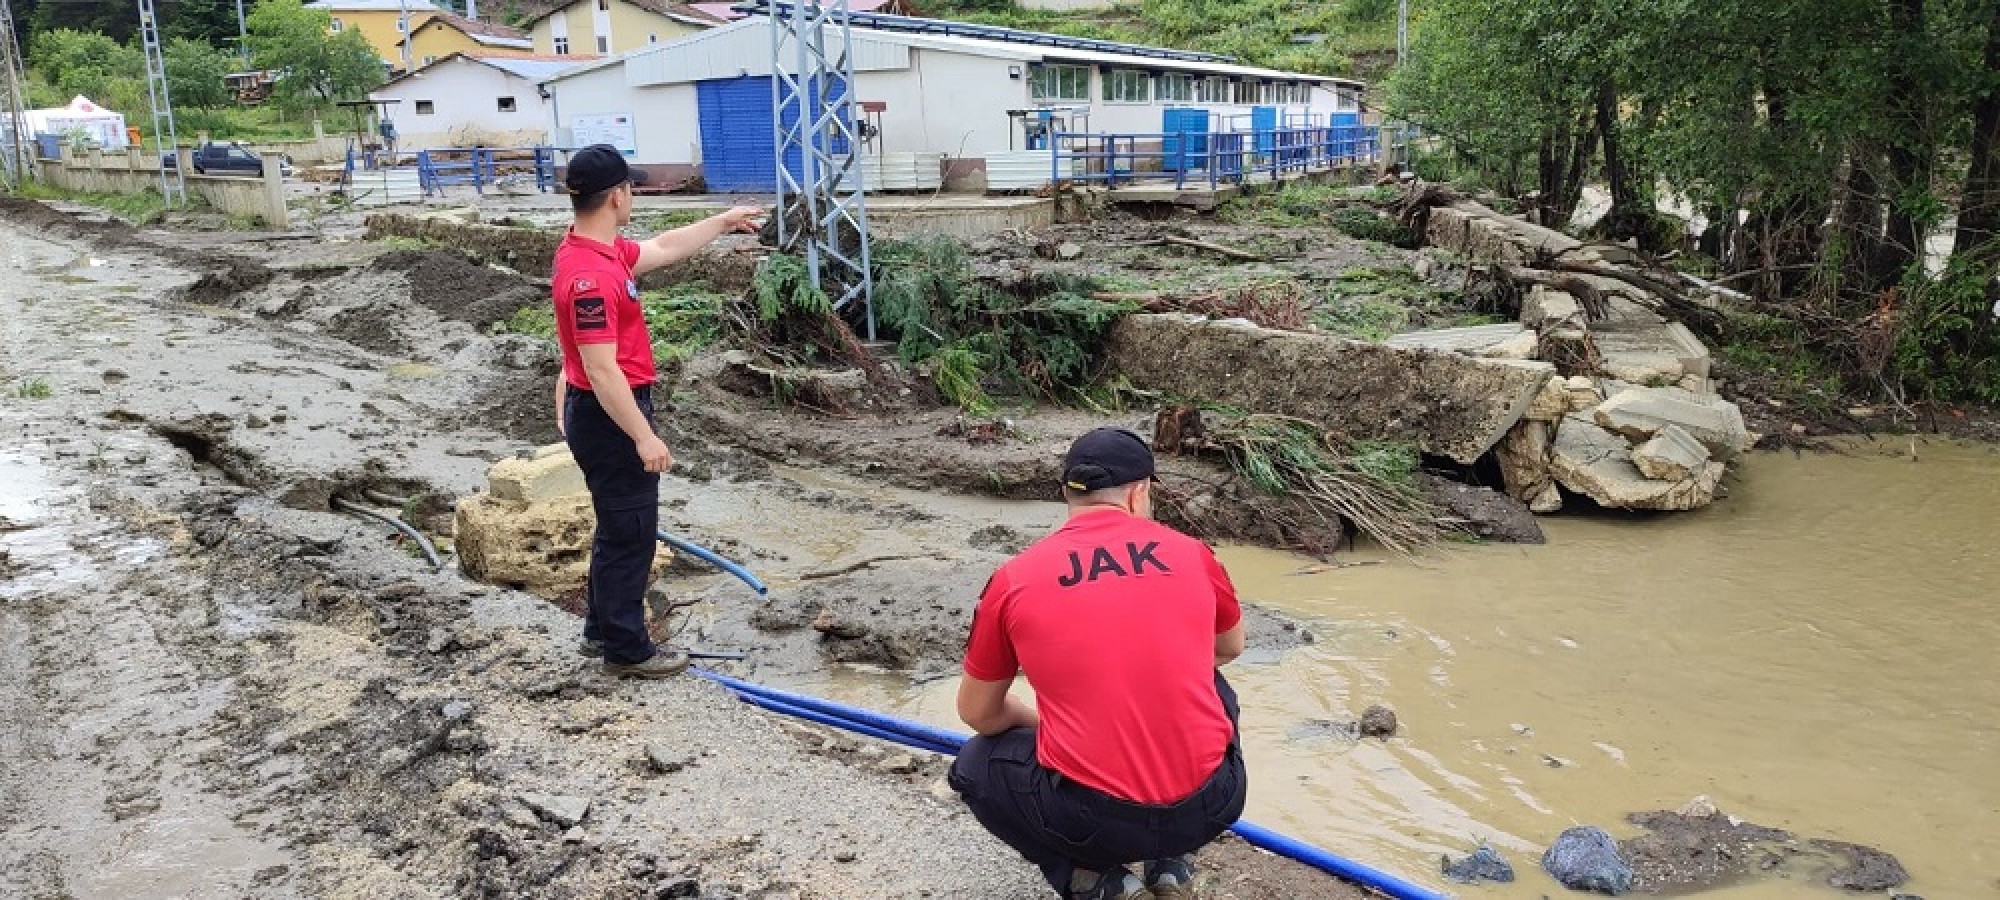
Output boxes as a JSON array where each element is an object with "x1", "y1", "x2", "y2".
[
  {"x1": 171, "y1": 0, "x2": 249, "y2": 49},
  {"x1": 166, "y1": 37, "x2": 235, "y2": 110},
  {"x1": 246, "y1": 0, "x2": 385, "y2": 110},
  {"x1": 27, "y1": 28, "x2": 144, "y2": 99},
  {"x1": 27, "y1": 0, "x2": 138, "y2": 44}
]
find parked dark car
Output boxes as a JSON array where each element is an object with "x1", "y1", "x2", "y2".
[{"x1": 162, "y1": 141, "x2": 292, "y2": 177}]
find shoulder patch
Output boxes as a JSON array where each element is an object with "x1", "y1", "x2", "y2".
[
  {"x1": 572, "y1": 276, "x2": 596, "y2": 295},
  {"x1": 574, "y1": 296, "x2": 608, "y2": 331}
]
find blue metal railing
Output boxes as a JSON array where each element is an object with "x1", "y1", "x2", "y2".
[{"x1": 1051, "y1": 125, "x2": 1381, "y2": 190}]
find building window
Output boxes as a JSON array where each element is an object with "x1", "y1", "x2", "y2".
[
  {"x1": 423, "y1": 55, "x2": 436, "y2": 65},
  {"x1": 1158, "y1": 73, "x2": 1194, "y2": 104},
  {"x1": 1194, "y1": 75, "x2": 1228, "y2": 104},
  {"x1": 648, "y1": 33, "x2": 657, "y2": 43},
  {"x1": 1232, "y1": 81, "x2": 1258, "y2": 104},
  {"x1": 596, "y1": 0, "x2": 607, "y2": 8},
  {"x1": 553, "y1": 36, "x2": 570, "y2": 54},
  {"x1": 596, "y1": 35, "x2": 608, "y2": 53},
  {"x1": 497, "y1": 96, "x2": 517, "y2": 112},
  {"x1": 415, "y1": 100, "x2": 435, "y2": 115},
  {"x1": 1028, "y1": 64, "x2": 1089, "y2": 102},
  {"x1": 329, "y1": 17, "x2": 343, "y2": 30},
  {"x1": 396, "y1": 19, "x2": 408, "y2": 32},
  {"x1": 1101, "y1": 69, "x2": 1150, "y2": 104}
]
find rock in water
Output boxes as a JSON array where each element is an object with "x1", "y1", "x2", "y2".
[
  {"x1": 1813, "y1": 840, "x2": 1908, "y2": 891},
  {"x1": 1542, "y1": 826, "x2": 1634, "y2": 895},
  {"x1": 1443, "y1": 845, "x2": 1516, "y2": 884},
  {"x1": 1359, "y1": 705, "x2": 1398, "y2": 738}
]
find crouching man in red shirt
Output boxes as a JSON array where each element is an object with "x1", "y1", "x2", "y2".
[{"x1": 950, "y1": 427, "x2": 1249, "y2": 899}]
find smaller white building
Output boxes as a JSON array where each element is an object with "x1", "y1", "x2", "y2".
[
  {"x1": 24, "y1": 96, "x2": 130, "y2": 150},
  {"x1": 369, "y1": 53, "x2": 594, "y2": 149}
]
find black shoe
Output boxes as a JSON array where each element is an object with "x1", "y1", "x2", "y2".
[
  {"x1": 602, "y1": 649, "x2": 691, "y2": 679},
  {"x1": 1143, "y1": 856, "x2": 1195, "y2": 899},
  {"x1": 1069, "y1": 868, "x2": 1145, "y2": 900},
  {"x1": 577, "y1": 639, "x2": 604, "y2": 658}
]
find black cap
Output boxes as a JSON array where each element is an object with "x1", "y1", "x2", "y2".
[
  {"x1": 1062, "y1": 427, "x2": 1156, "y2": 492},
  {"x1": 565, "y1": 144, "x2": 649, "y2": 196}
]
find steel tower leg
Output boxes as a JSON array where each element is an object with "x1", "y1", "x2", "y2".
[
  {"x1": 0, "y1": 0, "x2": 32, "y2": 189},
  {"x1": 769, "y1": 0, "x2": 875, "y2": 339},
  {"x1": 137, "y1": 0, "x2": 187, "y2": 206}
]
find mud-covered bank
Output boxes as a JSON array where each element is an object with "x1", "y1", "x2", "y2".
[{"x1": 0, "y1": 200, "x2": 1373, "y2": 897}]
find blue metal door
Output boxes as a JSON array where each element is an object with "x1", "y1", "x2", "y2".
[
  {"x1": 1251, "y1": 106, "x2": 1278, "y2": 158},
  {"x1": 1162, "y1": 108, "x2": 1210, "y2": 172},
  {"x1": 697, "y1": 75, "x2": 853, "y2": 193}
]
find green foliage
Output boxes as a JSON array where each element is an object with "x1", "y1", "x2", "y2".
[
  {"x1": 171, "y1": 0, "x2": 252, "y2": 46},
  {"x1": 640, "y1": 284, "x2": 726, "y2": 364},
  {"x1": 15, "y1": 180, "x2": 190, "y2": 223},
  {"x1": 499, "y1": 304, "x2": 555, "y2": 341},
  {"x1": 1329, "y1": 207, "x2": 1416, "y2": 246},
  {"x1": 1892, "y1": 256, "x2": 2000, "y2": 403},
  {"x1": 1347, "y1": 439, "x2": 1420, "y2": 486},
  {"x1": 870, "y1": 235, "x2": 1126, "y2": 409},
  {"x1": 13, "y1": 377, "x2": 53, "y2": 400},
  {"x1": 753, "y1": 254, "x2": 833, "y2": 321},
  {"x1": 28, "y1": 29, "x2": 144, "y2": 116},
  {"x1": 166, "y1": 37, "x2": 236, "y2": 110},
  {"x1": 248, "y1": 0, "x2": 386, "y2": 110}
]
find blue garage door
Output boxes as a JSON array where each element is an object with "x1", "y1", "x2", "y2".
[{"x1": 697, "y1": 76, "x2": 853, "y2": 193}]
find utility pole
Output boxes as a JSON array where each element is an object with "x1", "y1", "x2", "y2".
[
  {"x1": 235, "y1": 0, "x2": 250, "y2": 59},
  {"x1": 769, "y1": 0, "x2": 875, "y2": 337},
  {"x1": 1396, "y1": 0, "x2": 1409, "y2": 66},
  {"x1": 399, "y1": 0, "x2": 413, "y2": 71},
  {"x1": 137, "y1": 0, "x2": 188, "y2": 205},
  {"x1": 0, "y1": 0, "x2": 31, "y2": 189}
]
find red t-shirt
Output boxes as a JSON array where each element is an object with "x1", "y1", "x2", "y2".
[
  {"x1": 552, "y1": 229, "x2": 656, "y2": 389},
  {"x1": 963, "y1": 509, "x2": 1243, "y2": 804}
]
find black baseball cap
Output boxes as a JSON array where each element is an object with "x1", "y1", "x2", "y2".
[
  {"x1": 565, "y1": 144, "x2": 649, "y2": 196},
  {"x1": 1062, "y1": 427, "x2": 1157, "y2": 492}
]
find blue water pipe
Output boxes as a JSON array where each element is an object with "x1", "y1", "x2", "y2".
[
  {"x1": 690, "y1": 668, "x2": 1449, "y2": 900},
  {"x1": 657, "y1": 530, "x2": 768, "y2": 596}
]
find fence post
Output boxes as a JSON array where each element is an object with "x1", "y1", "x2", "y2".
[{"x1": 259, "y1": 154, "x2": 289, "y2": 230}]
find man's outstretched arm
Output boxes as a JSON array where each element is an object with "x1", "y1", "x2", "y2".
[{"x1": 632, "y1": 207, "x2": 763, "y2": 275}]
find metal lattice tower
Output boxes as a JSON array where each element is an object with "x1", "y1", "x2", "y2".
[
  {"x1": 769, "y1": 0, "x2": 876, "y2": 338},
  {"x1": 137, "y1": 0, "x2": 187, "y2": 205},
  {"x1": 0, "y1": 0, "x2": 32, "y2": 189}
]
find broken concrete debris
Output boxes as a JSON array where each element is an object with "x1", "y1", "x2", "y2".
[
  {"x1": 1595, "y1": 385, "x2": 1752, "y2": 461},
  {"x1": 1550, "y1": 419, "x2": 1726, "y2": 511},
  {"x1": 1631, "y1": 424, "x2": 1711, "y2": 482},
  {"x1": 516, "y1": 792, "x2": 592, "y2": 828},
  {"x1": 455, "y1": 446, "x2": 672, "y2": 595}
]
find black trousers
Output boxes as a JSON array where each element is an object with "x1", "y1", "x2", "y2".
[
  {"x1": 562, "y1": 383, "x2": 660, "y2": 666},
  {"x1": 949, "y1": 672, "x2": 1248, "y2": 896}
]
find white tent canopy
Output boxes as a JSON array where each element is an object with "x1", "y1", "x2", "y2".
[{"x1": 24, "y1": 96, "x2": 132, "y2": 151}]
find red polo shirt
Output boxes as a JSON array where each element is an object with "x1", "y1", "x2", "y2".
[
  {"x1": 963, "y1": 509, "x2": 1242, "y2": 804},
  {"x1": 552, "y1": 229, "x2": 656, "y2": 389}
]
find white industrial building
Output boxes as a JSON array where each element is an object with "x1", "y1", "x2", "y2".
[
  {"x1": 540, "y1": 12, "x2": 1365, "y2": 192},
  {"x1": 369, "y1": 52, "x2": 595, "y2": 149}
]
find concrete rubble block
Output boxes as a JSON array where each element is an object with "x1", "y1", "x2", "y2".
[
  {"x1": 1523, "y1": 287, "x2": 1583, "y2": 329},
  {"x1": 1564, "y1": 375, "x2": 1605, "y2": 413},
  {"x1": 1593, "y1": 385, "x2": 1751, "y2": 460},
  {"x1": 1105, "y1": 314, "x2": 1555, "y2": 465},
  {"x1": 488, "y1": 446, "x2": 588, "y2": 504},
  {"x1": 415, "y1": 206, "x2": 481, "y2": 225},
  {"x1": 1425, "y1": 203, "x2": 1583, "y2": 265},
  {"x1": 1630, "y1": 424, "x2": 1711, "y2": 481},
  {"x1": 1383, "y1": 323, "x2": 1528, "y2": 354},
  {"x1": 1494, "y1": 420, "x2": 1562, "y2": 513},
  {"x1": 1526, "y1": 377, "x2": 1571, "y2": 422},
  {"x1": 1662, "y1": 322, "x2": 1714, "y2": 379},
  {"x1": 1474, "y1": 329, "x2": 1542, "y2": 361},
  {"x1": 1550, "y1": 419, "x2": 1725, "y2": 511},
  {"x1": 456, "y1": 454, "x2": 673, "y2": 596}
]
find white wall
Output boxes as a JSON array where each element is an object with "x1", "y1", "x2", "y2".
[
  {"x1": 546, "y1": 63, "x2": 700, "y2": 163},
  {"x1": 865, "y1": 49, "x2": 1025, "y2": 158},
  {"x1": 371, "y1": 59, "x2": 552, "y2": 148}
]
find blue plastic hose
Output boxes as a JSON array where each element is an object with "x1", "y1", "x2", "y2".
[
  {"x1": 690, "y1": 668, "x2": 1448, "y2": 900},
  {"x1": 657, "y1": 530, "x2": 768, "y2": 596}
]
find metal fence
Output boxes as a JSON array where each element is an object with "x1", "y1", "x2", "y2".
[{"x1": 1051, "y1": 124, "x2": 1383, "y2": 191}]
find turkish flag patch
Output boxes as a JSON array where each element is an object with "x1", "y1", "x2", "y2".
[{"x1": 574, "y1": 296, "x2": 608, "y2": 330}]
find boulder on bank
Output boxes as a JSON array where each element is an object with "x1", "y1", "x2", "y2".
[
  {"x1": 1105, "y1": 314, "x2": 1555, "y2": 465},
  {"x1": 456, "y1": 446, "x2": 672, "y2": 595},
  {"x1": 1550, "y1": 419, "x2": 1725, "y2": 511},
  {"x1": 1443, "y1": 845, "x2": 1516, "y2": 884},
  {"x1": 1542, "y1": 826, "x2": 1635, "y2": 895}
]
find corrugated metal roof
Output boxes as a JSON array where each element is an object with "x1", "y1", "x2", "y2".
[{"x1": 476, "y1": 56, "x2": 594, "y2": 80}]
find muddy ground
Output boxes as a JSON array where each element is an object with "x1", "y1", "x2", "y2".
[{"x1": 0, "y1": 198, "x2": 1373, "y2": 898}]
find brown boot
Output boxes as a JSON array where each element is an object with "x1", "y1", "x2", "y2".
[{"x1": 602, "y1": 649, "x2": 691, "y2": 679}]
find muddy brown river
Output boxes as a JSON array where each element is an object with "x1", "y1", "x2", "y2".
[{"x1": 813, "y1": 440, "x2": 2000, "y2": 898}]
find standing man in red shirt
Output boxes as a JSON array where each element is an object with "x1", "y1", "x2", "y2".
[
  {"x1": 551, "y1": 144, "x2": 760, "y2": 678},
  {"x1": 951, "y1": 427, "x2": 1249, "y2": 899}
]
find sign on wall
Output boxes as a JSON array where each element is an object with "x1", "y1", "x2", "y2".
[{"x1": 571, "y1": 114, "x2": 637, "y2": 155}]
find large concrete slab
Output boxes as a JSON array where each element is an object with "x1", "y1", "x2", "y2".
[
  {"x1": 1106, "y1": 314, "x2": 1555, "y2": 464},
  {"x1": 1425, "y1": 203, "x2": 1584, "y2": 264},
  {"x1": 1550, "y1": 419, "x2": 1724, "y2": 511},
  {"x1": 1594, "y1": 385, "x2": 1751, "y2": 460},
  {"x1": 1384, "y1": 323, "x2": 1529, "y2": 353}
]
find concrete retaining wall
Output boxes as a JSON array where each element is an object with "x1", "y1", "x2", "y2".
[{"x1": 35, "y1": 146, "x2": 288, "y2": 228}]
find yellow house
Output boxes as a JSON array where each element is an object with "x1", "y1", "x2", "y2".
[
  {"x1": 398, "y1": 12, "x2": 534, "y2": 68},
  {"x1": 306, "y1": 0, "x2": 442, "y2": 69},
  {"x1": 523, "y1": 0, "x2": 721, "y2": 58}
]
